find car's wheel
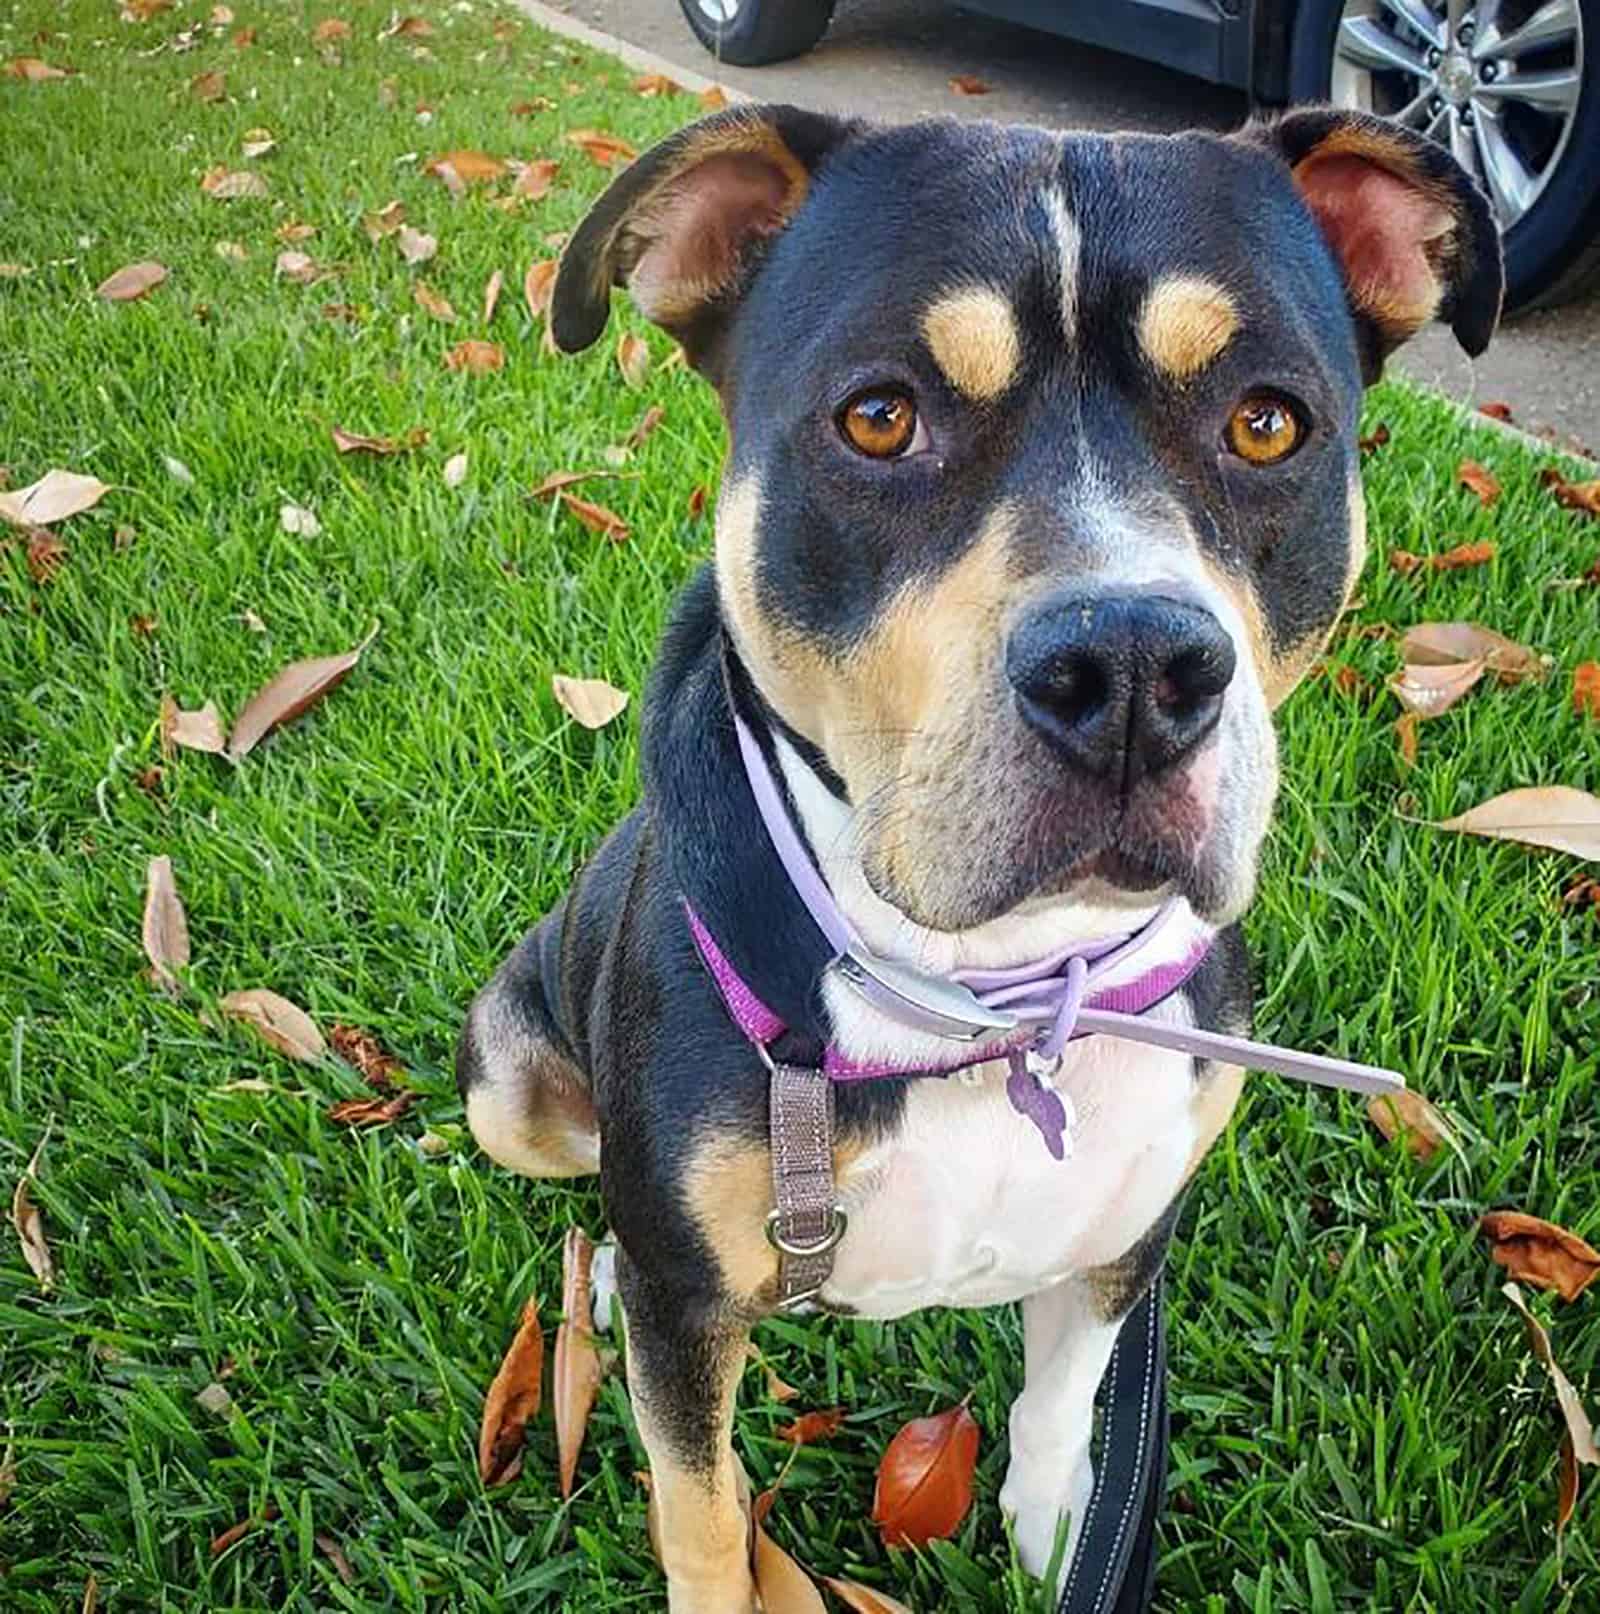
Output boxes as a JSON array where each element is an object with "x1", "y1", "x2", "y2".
[
  {"x1": 676, "y1": 0, "x2": 837, "y2": 66},
  {"x1": 1288, "y1": 0, "x2": 1600, "y2": 310}
]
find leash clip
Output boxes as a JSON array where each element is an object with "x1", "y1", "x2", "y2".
[{"x1": 833, "y1": 943, "x2": 1019, "y2": 1042}]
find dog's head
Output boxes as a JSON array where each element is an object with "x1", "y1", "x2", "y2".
[{"x1": 554, "y1": 106, "x2": 1501, "y2": 933}]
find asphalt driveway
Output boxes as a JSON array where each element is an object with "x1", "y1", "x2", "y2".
[{"x1": 539, "y1": 0, "x2": 1598, "y2": 457}]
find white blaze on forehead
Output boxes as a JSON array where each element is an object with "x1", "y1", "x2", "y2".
[
  {"x1": 922, "y1": 286, "x2": 1022, "y2": 401},
  {"x1": 1040, "y1": 187, "x2": 1081, "y2": 344}
]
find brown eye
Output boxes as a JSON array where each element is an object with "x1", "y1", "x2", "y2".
[
  {"x1": 1226, "y1": 395, "x2": 1304, "y2": 465},
  {"x1": 839, "y1": 388, "x2": 918, "y2": 459}
]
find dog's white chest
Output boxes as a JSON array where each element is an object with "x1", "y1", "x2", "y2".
[{"x1": 823, "y1": 1036, "x2": 1197, "y2": 1318}]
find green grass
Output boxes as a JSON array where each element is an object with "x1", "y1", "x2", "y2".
[{"x1": 3, "y1": 4, "x2": 1600, "y2": 1609}]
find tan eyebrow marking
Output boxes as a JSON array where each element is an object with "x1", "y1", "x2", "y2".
[
  {"x1": 1040, "y1": 187, "x2": 1081, "y2": 342},
  {"x1": 1138, "y1": 274, "x2": 1240, "y2": 380},
  {"x1": 922, "y1": 285, "x2": 1022, "y2": 400}
]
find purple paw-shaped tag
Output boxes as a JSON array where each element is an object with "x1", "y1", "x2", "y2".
[{"x1": 1006, "y1": 1052, "x2": 1069, "y2": 1160}]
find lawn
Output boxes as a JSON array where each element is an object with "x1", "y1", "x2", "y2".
[{"x1": 3, "y1": 2, "x2": 1600, "y2": 1610}]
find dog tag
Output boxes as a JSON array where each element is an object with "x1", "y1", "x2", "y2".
[
  {"x1": 834, "y1": 943, "x2": 1018, "y2": 1042},
  {"x1": 1006, "y1": 1051, "x2": 1071, "y2": 1160}
]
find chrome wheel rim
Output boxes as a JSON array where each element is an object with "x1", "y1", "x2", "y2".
[
  {"x1": 694, "y1": 0, "x2": 740, "y2": 24},
  {"x1": 1331, "y1": 0, "x2": 1586, "y2": 230}
]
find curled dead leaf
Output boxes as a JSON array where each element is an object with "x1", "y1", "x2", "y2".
[
  {"x1": 412, "y1": 280, "x2": 456, "y2": 322},
  {"x1": 948, "y1": 73, "x2": 990, "y2": 94},
  {"x1": 625, "y1": 405, "x2": 666, "y2": 449},
  {"x1": 326, "y1": 1089, "x2": 418, "y2": 1126},
  {"x1": 190, "y1": 67, "x2": 225, "y2": 101},
  {"x1": 523, "y1": 258, "x2": 558, "y2": 320},
  {"x1": 1574, "y1": 662, "x2": 1600, "y2": 721},
  {"x1": 1431, "y1": 786, "x2": 1600, "y2": 863},
  {"x1": 384, "y1": 14, "x2": 433, "y2": 37},
  {"x1": 688, "y1": 484, "x2": 708, "y2": 519},
  {"x1": 4, "y1": 55, "x2": 68, "y2": 79},
  {"x1": 241, "y1": 127, "x2": 275, "y2": 158},
  {"x1": 210, "y1": 1504, "x2": 277, "y2": 1555},
  {"x1": 97, "y1": 260, "x2": 167, "y2": 301},
  {"x1": 215, "y1": 240, "x2": 248, "y2": 261},
  {"x1": 276, "y1": 221, "x2": 316, "y2": 243},
  {"x1": 314, "y1": 1534, "x2": 354, "y2": 1586},
  {"x1": 552, "y1": 675, "x2": 628, "y2": 730},
  {"x1": 397, "y1": 225, "x2": 436, "y2": 265},
  {"x1": 201, "y1": 167, "x2": 269, "y2": 200},
  {"x1": 512, "y1": 158, "x2": 559, "y2": 201},
  {"x1": 0, "y1": 468, "x2": 110, "y2": 527},
  {"x1": 1366, "y1": 1090, "x2": 1453, "y2": 1161},
  {"x1": 566, "y1": 129, "x2": 636, "y2": 168},
  {"x1": 275, "y1": 250, "x2": 320, "y2": 284},
  {"x1": 24, "y1": 530, "x2": 66, "y2": 585},
  {"x1": 226, "y1": 623, "x2": 378, "y2": 759},
  {"x1": 1542, "y1": 470, "x2": 1600, "y2": 518},
  {"x1": 1400, "y1": 622, "x2": 1542, "y2": 684},
  {"x1": 142, "y1": 855, "x2": 190, "y2": 993},
  {"x1": 1358, "y1": 423, "x2": 1390, "y2": 454},
  {"x1": 478, "y1": 1299, "x2": 544, "y2": 1485},
  {"x1": 699, "y1": 85, "x2": 729, "y2": 110},
  {"x1": 616, "y1": 330, "x2": 649, "y2": 390},
  {"x1": 1456, "y1": 459, "x2": 1501, "y2": 508},
  {"x1": 1480, "y1": 1211, "x2": 1600, "y2": 1302},
  {"x1": 329, "y1": 1023, "x2": 403, "y2": 1089},
  {"x1": 363, "y1": 199, "x2": 405, "y2": 241},
  {"x1": 1502, "y1": 1282, "x2": 1600, "y2": 1468},
  {"x1": 752, "y1": 1521, "x2": 827, "y2": 1612},
  {"x1": 330, "y1": 425, "x2": 427, "y2": 455},
  {"x1": 631, "y1": 71, "x2": 680, "y2": 96},
  {"x1": 444, "y1": 339, "x2": 503, "y2": 374},
  {"x1": 311, "y1": 16, "x2": 350, "y2": 42},
  {"x1": 1478, "y1": 401, "x2": 1513, "y2": 422},
  {"x1": 159, "y1": 696, "x2": 227, "y2": 756},
  {"x1": 424, "y1": 149, "x2": 506, "y2": 184},
  {"x1": 555, "y1": 1226, "x2": 602, "y2": 1497},
  {"x1": 1395, "y1": 711, "x2": 1420, "y2": 768},
  {"x1": 558, "y1": 492, "x2": 628, "y2": 542},
  {"x1": 482, "y1": 269, "x2": 503, "y2": 325},
  {"x1": 821, "y1": 1578, "x2": 917, "y2": 1614},
  {"x1": 1387, "y1": 658, "x2": 1486, "y2": 718},
  {"x1": 220, "y1": 989, "x2": 327, "y2": 1062},
  {"x1": 1560, "y1": 1428, "x2": 1580, "y2": 1533},
  {"x1": 777, "y1": 1408, "x2": 844, "y2": 1446},
  {"x1": 11, "y1": 1124, "x2": 54, "y2": 1291},
  {"x1": 871, "y1": 1404, "x2": 979, "y2": 1548}
]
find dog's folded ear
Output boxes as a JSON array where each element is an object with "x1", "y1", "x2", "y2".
[
  {"x1": 551, "y1": 104, "x2": 858, "y2": 369},
  {"x1": 1250, "y1": 108, "x2": 1504, "y2": 378}
]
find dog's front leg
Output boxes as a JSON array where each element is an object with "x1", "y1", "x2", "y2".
[
  {"x1": 999, "y1": 1278, "x2": 1123, "y2": 1589},
  {"x1": 620, "y1": 1252, "x2": 754, "y2": 1614}
]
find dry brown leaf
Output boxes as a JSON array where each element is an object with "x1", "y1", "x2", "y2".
[
  {"x1": 321, "y1": 302, "x2": 360, "y2": 325},
  {"x1": 699, "y1": 85, "x2": 729, "y2": 110},
  {"x1": 1395, "y1": 711, "x2": 1420, "y2": 768},
  {"x1": 1457, "y1": 459, "x2": 1501, "y2": 507},
  {"x1": 326, "y1": 1090, "x2": 418, "y2": 1126},
  {"x1": 777, "y1": 1408, "x2": 844, "y2": 1446},
  {"x1": 386, "y1": 14, "x2": 433, "y2": 37},
  {"x1": 231, "y1": 25, "x2": 255, "y2": 46},
  {"x1": 751, "y1": 1348, "x2": 799, "y2": 1403},
  {"x1": 329, "y1": 1023, "x2": 403, "y2": 1089},
  {"x1": 1358, "y1": 423, "x2": 1390, "y2": 454},
  {"x1": 552, "y1": 675, "x2": 628, "y2": 730},
  {"x1": 363, "y1": 199, "x2": 405, "y2": 241},
  {"x1": 1502, "y1": 1282, "x2": 1600, "y2": 1467},
  {"x1": 948, "y1": 73, "x2": 990, "y2": 94},
  {"x1": 559, "y1": 493, "x2": 628, "y2": 542},
  {"x1": 482, "y1": 268, "x2": 503, "y2": 325},
  {"x1": 24, "y1": 530, "x2": 67, "y2": 586},
  {"x1": 220, "y1": 989, "x2": 326, "y2": 1062},
  {"x1": 314, "y1": 1533, "x2": 354, "y2": 1585},
  {"x1": 555, "y1": 1225, "x2": 602, "y2": 1497},
  {"x1": 512, "y1": 158, "x2": 559, "y2": 200},
  {"x1": 1432, "y1": 786, "x2": 1600, "y2": 863},
  {"x1": 510, "y1": 96, "x2": 555, "y2": 115},
  {"x1": 1574, "y1": 663, "x2": 1600, "y2": 721},
  {"x1": 97, "y1": 260, "x2": 167, "y2": 302},
  {"x1": 5, "y1": 54, "x2": 68, "y2": 78},
  {"x1": 276, "y1": 221, "x2": 316, "y2": 244},
  {"x1": 1387, "y1": 658, "x2": 1486, "y2": 718},
  {"x1": 142, "y1": 855, "x2": 190, "y2": 993},
  {"x1": 1390, "y1": 541, "x2": 1496, "y2": 575},
  {"x1": 631, "y1": 71, "x2": 680, "y2": 96},
  {"x1": 444, "y1": 340, "x2": 503, "y2": 373},
  {"x1": 523, "y1": 258, "x2": 558, "y2": 321},
  {"x1": 821, "y1": 1577, "x2": 917, "y2": 1614},
  {"x1": 397, "y1": 226, "x2": 436, "y2": 265},
  {"x1": 566, "y1": 129, "x2": 636, "y2": 167},
  {"x1": 210, "y1": 1504, "x2": 277, "y2": 1555},
  {"x1": 1559, "y1": 1427, "x2": 1580, "y2": 1533},
  {"x1": 1400, "y1": 622, "x2": 1542, "y2": 684},
  {"x1": 11, "y1": 1125, "x2": 53, "y2": 1291},
  {"x1": 443, "y1": 451, "x2": 468, "y2": 488},
  {"x1": 688, "y1": 484, "x2": 708, "y2": 519},
  {"x1": 160, "y1": 696, "x2": 227, "y2": 755},
  {"x1": 871, "y1": 1404, "x2": 979, "y2": 1548},
  {"x1": 215, "y1": 240, "x2": 248, "y2": 261},
  {"x1": 1480, "y1": 1212, "x2": 1600, "y2": 1303},
  {"x1": 0, "y1": 468, "x2": 110, "y2": 527},
  {"x1": 330, "y1": 425, "x2": 427, "y2": 455},
  {"x1": 275, "y1": 250, "x2": 321, "y2": 284},
  {"x1": 311, "y1": 16, "x2": 350, "y2": 42},
  {"x1": 412, "y1": 280, "x2": 456, "y2": 322},
  {"x1": 1478, "y1": 401, "x2": 1513, "y2": 422},
  {"x1": 240, "y1": 128, "x2": 275, "y2": 159},
  {"x1": 753, "y1": 1522, "x2": 827, "y2": 1612},
  {"x1": 625, "y1": 405, "x2": 666, "y2": 450},
  {"x1": 478, "y1": 1299, "x2": 544, "y2": 1485},
  {"x1": 1365, "y1": 1090, "x2": 1452, "y2": 1161},
  {"x1": 226, "y1": 623, "x2": 378, "y2": 759},
  {"x1": 616, "y1": 330, "x2": 649, "y2": 390},
  {"x1": 424, "y1": 149, "x2": 506, "y2": 184},
  {"x1": 202, "y1": 167, "x2": 269, "y2": 200},
  {"x1": 1543, "y1": 471, "x2": 1600, "y2": 518},
  {"x1": 190, "y1": 67, "x2": 225, "y2": 101}
]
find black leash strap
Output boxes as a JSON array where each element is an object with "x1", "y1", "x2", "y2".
[{"x1": 1058, "y1": 1272, "x2": 1169, "y2": 1614}]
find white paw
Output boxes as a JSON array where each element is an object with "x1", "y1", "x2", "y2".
[{"x1": 1000, "y1": 1451, "x2": 1094, "y2": 1586}]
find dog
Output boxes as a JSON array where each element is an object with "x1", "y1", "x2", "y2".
[{"x1": 458, "y1": 103, "x2": 1501, "y2": 1611}]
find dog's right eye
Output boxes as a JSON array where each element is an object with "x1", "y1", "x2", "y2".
[{"x1": 838, "y1": 388, "x2": 920, "y2": 459}]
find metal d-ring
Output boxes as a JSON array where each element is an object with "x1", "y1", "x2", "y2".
[{"x1": 764, "y1": 1205, "x2": 848, "y2": 1257}]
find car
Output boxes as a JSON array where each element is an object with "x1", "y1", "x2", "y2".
[{"x1": 675, "y1": 0, "x2": 1599, "y2": 311}]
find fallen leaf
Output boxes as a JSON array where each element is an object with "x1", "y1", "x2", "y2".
[
  {"x1": 0, "y1": 468, "x2": 110, "y2": 527},
  {"x1": 1457, "y1": 459, "x2": 1501, "y2": 508},
  {"x1": 554, "y1": 1225, "x2": 602, "y2": 1497},
  {"x1": 424, "y1": 149, "x2": 506, "y2": 184},
  {"x1": 1395, "y1": 711, "x2": 1420, "y2": 768},
  {"x1": 363, "y1": 199, "x2": 405, "y2": 240},
  {"x1": 326, "y1": 1090, "x2": 418, "y2": 1126},
  {"x1": 25, "y1": 530, "x2": 66, "y2": 585},
  {"x1": 322, "y1": 302, "x2": 360, "y2": 324},
  {"x1": 4, "y1": 55, "x2": 68, "y2": 79},
  {"x1": 11, "y1": 1125, "x2": 53, "y2": 1290},
  {"x1": 397, "y1": 225, "x2": 436, "y2": 265},
  {"x1": 482, "y1": 269, "x2": 503, "y2": 324},
  {"x1": 1559, "y1": 1427, "x2": 1580, "y2": 1533},
  {"x1": 511, "y1": 158, "x2": 559, "y2": 200},
  {"x1": 948, "y1": 73, "x2": 990, "y2": 94},
  {"x1": 444, "y1": 339, "x2": 503, "y2": 373},
  {"x1": 201, "y1": 167, "x2": 269, "y2": 200},
  {"x1": 1502, "y1": 1282, "x2": 1600, "y2": 1470},
  {"x1": 1478, "y1": 401, "x2": 1513, "y2": 422},
  {"x1": 565, "y1": 129, "x2": 636, "y2": 167},
  {"x1": 329, "y1": 1023, "x2": 403, "y2": 1089},
  {"x1": 210, "y1": 1504, "x2": 277, "y2": 1555},
  {"x1": 616, "y1": 330, "x2": 649, "y2": 389},
  {"x1": 552, "y1": 674, "x2": 628, "y2": 730},
  {"x1": 275, "y1": 250, "x2": 320, "y2": 284},
  {"x1": 190, "y1": 67, "x2": 225, "y2": 101},
  {"x1": 315, "y1": 1533, "x2": 354, "y2": 1585},
  {"x1": 385, "y1": 14, "x2": 433, "y2": 37},
  {"x1": 1387, "y1": 657, "x2": 1486, "y2": 718},
  {"x1": 750, "y1": 1348, "x2": 799, "y2": 1403},
  {"x1": 1399, "y1": 622, "x2": 1542, "y2": 684},
  {"x1": 559, "y1": 492, "x2": 628, "y2": 541},
  {"x1": 1365, "y1": 1089, "x2": 1452, "y2": 1161},
  {"x1": 1431, "y1": 786, "x2": 1600, "y2": 863},
  {"x1": 96, "y1": 260, "x2": 167, "y2": 301},
  {"x1": 311, "y1": 16, "x2": 350, "y2": 43},
  {"x1": 478, "y1": 1299, "x2": 544, "y2": 1485},
  {"x1": 1480, "y1": 1212, "x2": 1600, "y2": 1303},
  {"x1": 142, "y1": 855, "x2": 190, "y2": 993},
  {"x1": 1544, "y1": 472, "x2": 1600, "y2": 518},
  {"x1": 160, "y1": 696, "x2": 227, "y2": 755},
  {"x1": 871, "y1": 1404, "x2": 979, "y2": 1548},
  {"x1": 231, "y1": 25, "x2": 254, "y2": 45},
  {"x1": 210, "y1": 4, "x2": 233, "y2": 23},
  {"x1": 276, "y1": 220, "x2": 316, "y2": 243},
  {"x1": 1574, "y1": 662, "x2": 1600, "y2": 721},
  {"x1": 226, "y1": 623, "x2": 378, "y2": 759},
  {"x1": 821, "y1": 1577, "x2": 916, "y2": 1614},
  {"x1": 631, "y1": 71, "x2": 680, "y2": 96},
  {"x1": 280, "y1": 503, "x2": 320, "y2": 537},
  {"x1": 625, "y1": 405, "x2": 666, "y2": 449},
  {"x1": 330, "y1": 425, "x2": 427, "y2": 455},
  {"x1": 753, "y1": 1521, "x2": 827, "y2": 1612},
  {"x1": 1390, "y1": 541, "x2": 1495, "y2": 576},
  {"x1": 215, "y1": 239, "x2": 248, "y2": 261},
  {"x1": 699, "y1": 85, "x2": 729, "y2": 110},
  {"x1": 81, "y1": 1573, "x2": 97, "y2": 1614},
  {"x1": 220, "y1": 989, "x2": 326, "y2": 1062},
  {"x1": 413, "y1": 280, "x2": 456, "y2": 321},
  {"x1": 1358, "y1": 423, "x2": 1390, "y2": 454},
  {"x1": 523, "y1": 258, "x2": 558, "y2": 323},
  {"x1": 777, "y1": 1408, "x2": 844, "y2": 1446},
  {"x1": 443, "y1": 450, "x2": 468, "y2": 488},
  {"x1": 688, "y1": 484, "x2": 707, "y2": 519},
  {"x1": 510, "y1": 95, "x2": 556, "y2": 115},
  {"x1": 531, "y1": 469, "x2": 635, "y2": 499},
  {"x1": 1564, "y1": 876, "x2": 1600, "y2": 915}
]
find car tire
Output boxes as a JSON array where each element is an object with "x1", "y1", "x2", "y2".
[
  {"x1": 1287, "y1": 0, "x2": 1600, "y2": 311},
  {"x1": 676, "y1": 0, "x2": 837, "y2": 67}
]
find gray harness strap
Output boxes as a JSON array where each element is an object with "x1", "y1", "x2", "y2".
[{"x1": 764, "y1": 1061, "x2": 847, "y2": 1309}]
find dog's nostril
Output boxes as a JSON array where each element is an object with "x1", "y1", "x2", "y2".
[
  {"x1": 1158, "y1": 641, "x2": 1236, "y2": 716},
  {"x1": 1050, "y1": 652, "x2": 1110, "y2": 727}
]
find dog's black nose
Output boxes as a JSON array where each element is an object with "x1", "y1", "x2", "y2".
[{"x1": 1006, "y1": 593, "x2": 1235, "y2": 786}]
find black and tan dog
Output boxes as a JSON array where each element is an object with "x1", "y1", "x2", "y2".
[{"x1": 458, "y1": 104, "x2": 1500, "y2": 1610}]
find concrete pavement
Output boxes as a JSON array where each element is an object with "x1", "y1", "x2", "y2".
[{"x1": 535, "y1": 0, "x2": 1598, "y2": 456}]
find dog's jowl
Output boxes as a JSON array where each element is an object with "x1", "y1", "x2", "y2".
[{"x1": 459, "y1": 105, "x2": 1501, "y2": 1612}]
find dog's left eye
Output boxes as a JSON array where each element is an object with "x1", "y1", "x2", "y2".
[
  {"x1": 1225, "y1": 394, "x2": 1304, "y2": 465},
  {"x1": 838, "y1": 388, "x2": 923, "y2": 459}
]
